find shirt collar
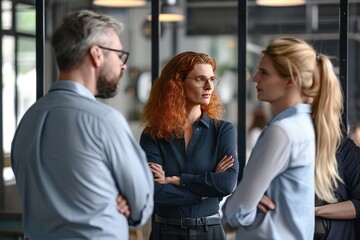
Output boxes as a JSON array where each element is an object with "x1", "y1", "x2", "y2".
[
  {"x1": 269, "y1": 103, "x2": 312, "y2": 125},
  {"x1": 49, "y1": 80, "x2": 96, "y2": 100},
  {"x1": 198, "y1": 112, "x2": 211, "y2": 128}
]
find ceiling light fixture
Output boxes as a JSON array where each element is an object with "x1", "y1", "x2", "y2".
[
  {"x1": 93, "y1": 0, "x2": 147, "y2": 7},
  {"x1": 147, "y1": 0, "x2": 184, "y2": 22},
  {"x1": 256, "y1": 0, "x2": 305, "y2": 7}
]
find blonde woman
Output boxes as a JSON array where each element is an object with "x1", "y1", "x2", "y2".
[{"x1": 223, "y1": 37, "x2": 344, "y2": 240}]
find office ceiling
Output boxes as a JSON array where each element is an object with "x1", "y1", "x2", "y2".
[
  {"x1": 185, "y1": 0, "x2": 360, "y2": 40},
  {"x1": 247, "y1": 0, "x2": 359, "y2": 38},
  {"x1": 46, "y1": 0, "x2": 360, "y2": 40}
]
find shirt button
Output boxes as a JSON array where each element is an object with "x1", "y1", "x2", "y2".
[{"x1": 196, "y1": 128, "x2": 199, "y2": 131}]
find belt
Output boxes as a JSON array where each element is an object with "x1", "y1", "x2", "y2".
[{"x1": 154, "y1": 214, "x2": 221, "y2": 228}]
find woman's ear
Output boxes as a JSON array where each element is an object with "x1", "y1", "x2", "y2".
[
  {"x1": 286, "y1": 75, "x2": 299, "y2": 88},
  {"x1": 89, "y1": 45, "x2": 103, "y2": 68}
]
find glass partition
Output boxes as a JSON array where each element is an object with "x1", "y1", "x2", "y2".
[
  {"x1": 348, "y1": 1, "x2": 360, "y2": 144},
  {"x1": 246, "y1": 0, "x2": 343, "y2": 157},
  {"x1": 1, "y1": 0, "x2": 35, "y2": 211}
]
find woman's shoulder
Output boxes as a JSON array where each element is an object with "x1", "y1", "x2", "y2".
[
  {"x1": 212, "y1": 119, "x2": 236, "y2": 129},
  {"x1": 271, "y1": 111, "x2": 313, "y2": 134},
  {"x1": 266, "y1": 117, "x2": 314, "y2": 145},
  {"x1": 338, "y1": 137, "x2": 360, "y2": 169}
]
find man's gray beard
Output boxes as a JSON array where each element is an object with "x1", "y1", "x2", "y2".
[{"x1": 96, "y1": 76, "x2": 118, "y2": 99}]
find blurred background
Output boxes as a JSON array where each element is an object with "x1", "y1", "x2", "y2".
[{"x1": 0, "y1": 0, "x2": 359, "y2": 238}]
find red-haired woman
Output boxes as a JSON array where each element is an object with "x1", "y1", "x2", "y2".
[{"x1": 140, "y1": 51, "x2": 239, "y2": 240}]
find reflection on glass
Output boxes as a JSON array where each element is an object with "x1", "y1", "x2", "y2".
[
  {"x1": 17, "y1": 37, "x2": 36, "y2": 125},
  {"x1": 16, "y1": 3, "x2": 35, "y2": 34},
  {"x1": 2, "y1": 36, "x2": 15, "y2": 153},
  {"x1": 2, "y1": 0, "x2": 12, "y2": 30},
  {"x1": 2, "y1": 2, "x2": 36, "y2": 153},
  {"x1": 347, "y1": 2, "x2": 360, "y2": 132}
]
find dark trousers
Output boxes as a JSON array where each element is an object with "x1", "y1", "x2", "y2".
[{"x1": 149, "y1": 221, "x2": 227, "y2": 240}]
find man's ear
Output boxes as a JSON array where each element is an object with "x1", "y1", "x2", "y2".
[{"x1": 89, "y1": 45, "x2": 103, "y2": 68}]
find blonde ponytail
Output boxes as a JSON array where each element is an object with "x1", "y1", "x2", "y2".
[{"x1": 312, "y1": 54, "x2": 343, "y2": 203}]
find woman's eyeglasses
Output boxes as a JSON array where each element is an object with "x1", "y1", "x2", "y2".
[{"x1": 187, "y1": 76, "x2": 220, "y2": 87}]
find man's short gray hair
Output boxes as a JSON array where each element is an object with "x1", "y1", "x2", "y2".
[{"x1": 51, "y1": 10, "x2": 124, "y2": 71}]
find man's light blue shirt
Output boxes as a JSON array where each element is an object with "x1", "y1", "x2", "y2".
[
  {"x1": 11, "y1": 81, "x2": 154, "y2": 239},
  {"x1": 223, "y1": 104, "x2": 315, "y2": 240}
]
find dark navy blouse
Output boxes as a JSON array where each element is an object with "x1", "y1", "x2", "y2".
[
  {"x1": 140, "y1": 113, "x2": 239, "y2": 218},
  {"x1": 324, "y1": 137, "x2": 360, "y2": 240}
]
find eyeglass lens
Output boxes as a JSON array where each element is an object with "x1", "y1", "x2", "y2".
[
  {"x1": 119, "y1": 54, "x2": 127, "y2": 64},
  {"x1": 198, "y1": 77, "x2": 220, "y2": 87}
]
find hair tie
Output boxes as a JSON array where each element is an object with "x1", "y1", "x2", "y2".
[{"x1": 316, "y1": 53, "x2": 320, "y2": 63}]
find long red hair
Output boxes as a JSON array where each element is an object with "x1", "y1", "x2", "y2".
[{"x1": 140, "y1": 51, "x2": 224, "y2": 140}]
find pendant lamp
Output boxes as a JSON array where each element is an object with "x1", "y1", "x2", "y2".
[
  {"x1": 147, "y1": 0, "x2": 184, "y2": 22},
  {"x1": 93, "y1": 0, "x2": 147, "y2": 7},
  {"x1": 256, "y1": 0, "x2": 305, "y2": 7}
]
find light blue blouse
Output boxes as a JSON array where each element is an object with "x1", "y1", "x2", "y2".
[
  {"x1": 223, "y1": 104, "x2": 315, "y2": 240},
  {"x1": 11, "y1": 81, "x2": 154, "y2": 239}
]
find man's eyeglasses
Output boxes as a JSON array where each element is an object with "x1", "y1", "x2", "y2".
[
  {"x1": 187, "y1": 76, "x2": 220, "y2": 88},
  {"x1": 98, "y1": 46, "x2": 129, "y2": 65}
]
